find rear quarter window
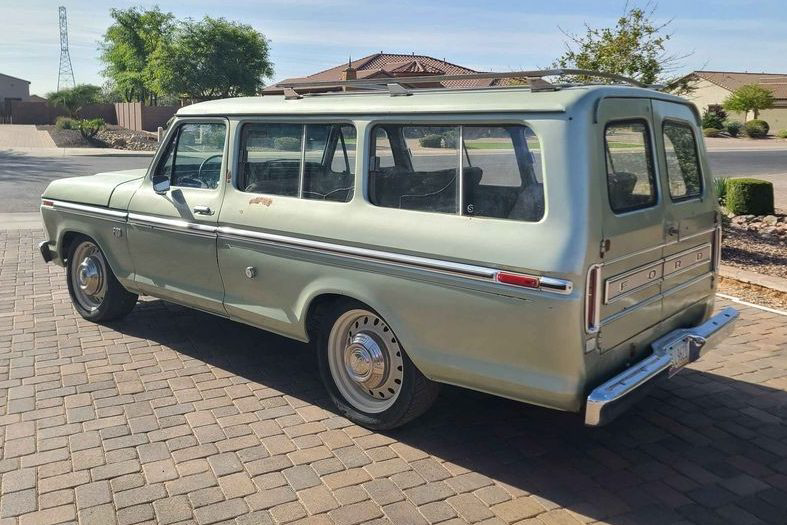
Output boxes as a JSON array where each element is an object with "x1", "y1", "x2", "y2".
[{"x1": 605, "y1": 120, "x2": 658, "y2": 213}]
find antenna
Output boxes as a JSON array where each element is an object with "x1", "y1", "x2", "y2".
[{"x1": 57, "y1": 6, "x2": 75, "y2": 91}]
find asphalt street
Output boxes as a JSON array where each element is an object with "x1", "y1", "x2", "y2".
[{"x1": 0, "y1": 147, "x2": 785, "y2": 212}]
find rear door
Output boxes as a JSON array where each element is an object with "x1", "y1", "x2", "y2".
[
  {"x1": 651, "y1": 100, "x2": 717, "y2": 319},
  {"x1": 596, "y1": 98, "x2": 666, "y2": 351}
]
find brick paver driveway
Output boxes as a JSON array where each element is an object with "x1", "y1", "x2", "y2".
[{"x1": 1, "y1": 228, "x2": 786, "y2": 525}]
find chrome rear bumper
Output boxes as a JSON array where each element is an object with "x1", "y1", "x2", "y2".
[{"x1": 585, "y1": 307, "x2": 739, "y2": 426}]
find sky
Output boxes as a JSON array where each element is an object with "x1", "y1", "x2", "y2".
[{"x1": 2, "y1": 0, "x2": 786, "y2": 96}]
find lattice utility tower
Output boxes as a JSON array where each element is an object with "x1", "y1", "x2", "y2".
[{"x1": 57, "y1": 6, "x2": 75, "y2": 91}]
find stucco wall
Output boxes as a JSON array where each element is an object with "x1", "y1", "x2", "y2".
[{"x1": 683, "y1": 78, "x2": 787, "y2": 132}]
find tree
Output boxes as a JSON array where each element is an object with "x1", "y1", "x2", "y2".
[
  {"x1": 149, "y1": 17, "x2": 273, "y2": 100},
  {"x1": 46, "y1": 85, "x2": 102, "y2": 118},
  {"x1": 723, "y1": 85, "x2": 774, "y2": 121},
  {"x1": 99, "y1": 7, "x2": 175, "y2": 104},
  {"x1": 552, "y1": 3, "x2": 688, "y2": 88}
]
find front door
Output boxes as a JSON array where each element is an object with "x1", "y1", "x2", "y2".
[{"x1": 126, "y1": 119, "x2": 229, "y2": 314}]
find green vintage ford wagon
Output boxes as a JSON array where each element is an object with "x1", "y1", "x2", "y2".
[{"x1": 40, "y1": 70, "x2": 738, "y2": 429}]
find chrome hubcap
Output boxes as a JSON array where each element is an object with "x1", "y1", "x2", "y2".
[
  {"x1": 345, "y1": 333, "x2": 386, "y2": 388},
  {"x1": 77, "y1": 256, "x2": 103, "y2": 296},
  {"x1": 328, "y1": 310, "x2": 405, "y2": 413},
  {"x1": 70, "y1": 241, "x2": 107, "y2": 312}
]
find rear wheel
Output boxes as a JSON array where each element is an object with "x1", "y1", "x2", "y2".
[
  {"x1": 66, "y1": 237, "x2": 138, "y2": 322},
  {"x1": 316, "y1": 299, "x2": 439, "y2": 429}
]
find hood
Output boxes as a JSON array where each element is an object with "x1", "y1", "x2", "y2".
[{"x1": 42, "y1": 169, "x2": 147, "y2": 208}]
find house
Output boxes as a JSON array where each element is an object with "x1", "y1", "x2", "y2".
[
  {"x1": 0, "y1": 72, "x2": 31, "y2": 104},
  {"x1": 675, "y1": 70, "x2": 787, "y2": 131},
  {"x1": 263, "y1": 52, "x2": 499, "y2": 95}
]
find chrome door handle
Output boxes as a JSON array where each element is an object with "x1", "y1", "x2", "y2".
[{"x1": 193, "y1": 205, "x2": 214, "y2": 215}]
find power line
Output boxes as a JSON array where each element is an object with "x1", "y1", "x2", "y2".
[{"x1": 58, "y1": 6, "x2": 75, "y2": 91}]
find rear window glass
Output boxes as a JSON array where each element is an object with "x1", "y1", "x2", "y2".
[
  {"x1": 369, "y1": 124, "x2": 544, "y2": 221},
  {"x1": 663, "y1": 121, "x2": 702, "y2": 199},
  {"x1": 605, "y1": 121, "x2": 657, "y2": 213}
]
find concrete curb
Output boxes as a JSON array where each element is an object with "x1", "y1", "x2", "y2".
[{"x1": 719, "y1": 264, "x2": 787, "y2": 294}]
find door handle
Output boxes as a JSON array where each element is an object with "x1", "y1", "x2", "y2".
[
  {"x1": 193, "y1": 205, "x2": 214, "y2": 216},
  {"x1": 667, "y1": 226, "x2": 679, "y2": 237}
]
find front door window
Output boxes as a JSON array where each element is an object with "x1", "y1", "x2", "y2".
[{"x1": 156, "y1": 123, "x2": 227, "y2": 190}]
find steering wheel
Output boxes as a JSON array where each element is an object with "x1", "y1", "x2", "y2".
[{"x1": 198, "y1": 154, "x2": 223, "y2": 181}]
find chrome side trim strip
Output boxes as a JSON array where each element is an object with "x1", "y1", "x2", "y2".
[
  {"x1": 47, "y1": 200, "x2": 128, "y2": 220},
  {"x1": 43, "y1": 200, "x2": 574, "y2": 296},
  {"x1": 218, "y1": 226, "x2": 574, "y2": 295}
]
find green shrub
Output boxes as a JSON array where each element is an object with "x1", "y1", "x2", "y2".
[
  {"x1": 77, "y1": 118, "x2": 104, "y2": 139},
  {"x1": 441, "y1": 129, "x2": 459, "y2": 148},
  {"x1": 418, "y1": 134, "x2": 444, "y2": 148},
  {"x1": 725, "y1": 178, "x2": 775, "y2": 215},
  {"x1": 713, "y1": 177, "x2": 729, "y2": 204},
  {"x1": 55, "y1": 116, "x2": 77, "y2": 130},
  {"x1": 273, "y1": 136, "x2": 301, "y2": 151},
  {"x1": 744, "y1": 119, "x2": 769, "y2": 138},
  {"x1": 702, "y1": 128, "x2": 722, "y2": 137},
  {"x1": 701, "y1": 105, "x2": 727, "y2": 129},
  {"x1": 724, "y1": 121, "x2": 743, "y2": 137},
  {"x1": 777, "y1": 129, "x2": 787, "y2": 139}
]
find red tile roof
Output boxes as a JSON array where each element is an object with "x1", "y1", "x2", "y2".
[{"x1": 263, "y1": 52, "x2": 497, "y2": 93}]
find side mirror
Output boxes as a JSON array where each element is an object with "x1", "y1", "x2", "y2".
[{"x1": 152, "y1": 175, "x2": 170, "y2": 194}]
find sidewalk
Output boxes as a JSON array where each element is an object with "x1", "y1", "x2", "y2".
[
  {"x1": 0, "y1": 146, "x2": 155, "y2": 157},
  {"x1": 704, "y1": 136, "x2": 787, "y2": 151}
]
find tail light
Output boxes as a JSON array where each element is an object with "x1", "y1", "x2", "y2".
[{"x1": 585, "y1": 264, "x2": 602, "y2": 333}]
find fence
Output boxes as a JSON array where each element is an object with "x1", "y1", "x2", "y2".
[
  {"x1": 1, "y1": 101, "x2": 177, "y2": 131},
  {"x1": 115, "y1": 102, "x2": 178, "y2": 132}
]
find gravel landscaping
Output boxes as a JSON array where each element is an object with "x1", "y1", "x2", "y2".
[
  {"x1": 38, "y1": 124, "x2": 159, "y2": 150},
  {"x1": 722, "y1": 214, "x2": 787, "y2": 279}
]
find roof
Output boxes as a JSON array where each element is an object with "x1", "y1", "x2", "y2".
[
  {"x1": 688, "y1": 70, "x2": 787, "y2": 100},
  {"x1": 264, "y1": 53, "x2": 498, "y2": 93},
  {"x1": 0, "y1": 72, "x2": 30, "y2": 84},
  {"x1": 179, "y1": 84, "x2": 684, "y2": 118}
]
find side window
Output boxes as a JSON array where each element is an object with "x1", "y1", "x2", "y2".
[
  {"x1": 663, "y1": 122, "x2": 702, "y2": 199},
  {"x1": 368, "y1": 124, "x2": 544, "y2": 222},
  {"x1": 302, "y1": 124, "x2": 355, "y2": 202},
  {"x1": 369, "y1": 125, "x2": 458, "y2": 214},
  {"x1": 605, "y1": 121, "x2": 657, "y2": 213},
  {"x1": 463, "y1": 126, "x2": 544, "y2": 221},
  {"x1": 157, "y1": 122, "x2": 226, "y2": 189},
  {"x1": 240, "y1": 123, "x2": 302, "y2": 196}
]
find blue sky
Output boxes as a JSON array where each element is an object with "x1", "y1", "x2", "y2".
[{"x1": 2, "y1": 0, "x2": 785, "y2": 96}]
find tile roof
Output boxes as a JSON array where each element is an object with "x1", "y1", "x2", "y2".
[
  {"x1": 264, "y1": 52, "x2": 496, "y2": 93},
  {"x1": 692, "y1": 70, "x2": 787, "y2": 100}
]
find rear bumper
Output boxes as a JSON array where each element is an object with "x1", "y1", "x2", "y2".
[
  {"x1": 585, "y1": 306, "x2": 739, "y2": 426},
  {"x1": 39, "y1": 240, "x2": 53, "y2": 263}
]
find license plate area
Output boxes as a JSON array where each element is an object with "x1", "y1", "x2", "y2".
[{"x1": 667, "y1": 338, "x2": 691, "y2": 377}]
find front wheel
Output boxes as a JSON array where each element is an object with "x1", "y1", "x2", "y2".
[
  {"x1": 317, "y1": 300, "x2": 439, "y2": 429},
  {"x1": 66, "y1": 237, "x2": 138, "y2": 322}
]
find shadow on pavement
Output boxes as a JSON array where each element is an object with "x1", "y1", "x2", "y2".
[{"x1": 108, "y1": 297, "x2": 787, "y2": 525}]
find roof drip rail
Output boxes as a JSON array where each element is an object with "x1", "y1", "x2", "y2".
[{"x1": 276, "y1": 68, "x2": 649, "y2": 93}]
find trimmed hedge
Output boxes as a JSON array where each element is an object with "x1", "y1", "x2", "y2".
[
  {"x1": 725, "y1": 178, "x2": 775, "y2": 215},
  {"x1": 273, "y1": 136, "x2": 301, "y2": 151},
  {"x1": 725, "y1": 121, "x2": 742, "y2": 137},
  {"x1": 418, "y1": 134, "x2": 444, "y2": 148},
  {"x1": 744, "y1": 119, "x2": 769, "y2": 138},
  {"x1": 778, "y1": 129, "x2": 787, "y2": 139}
]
